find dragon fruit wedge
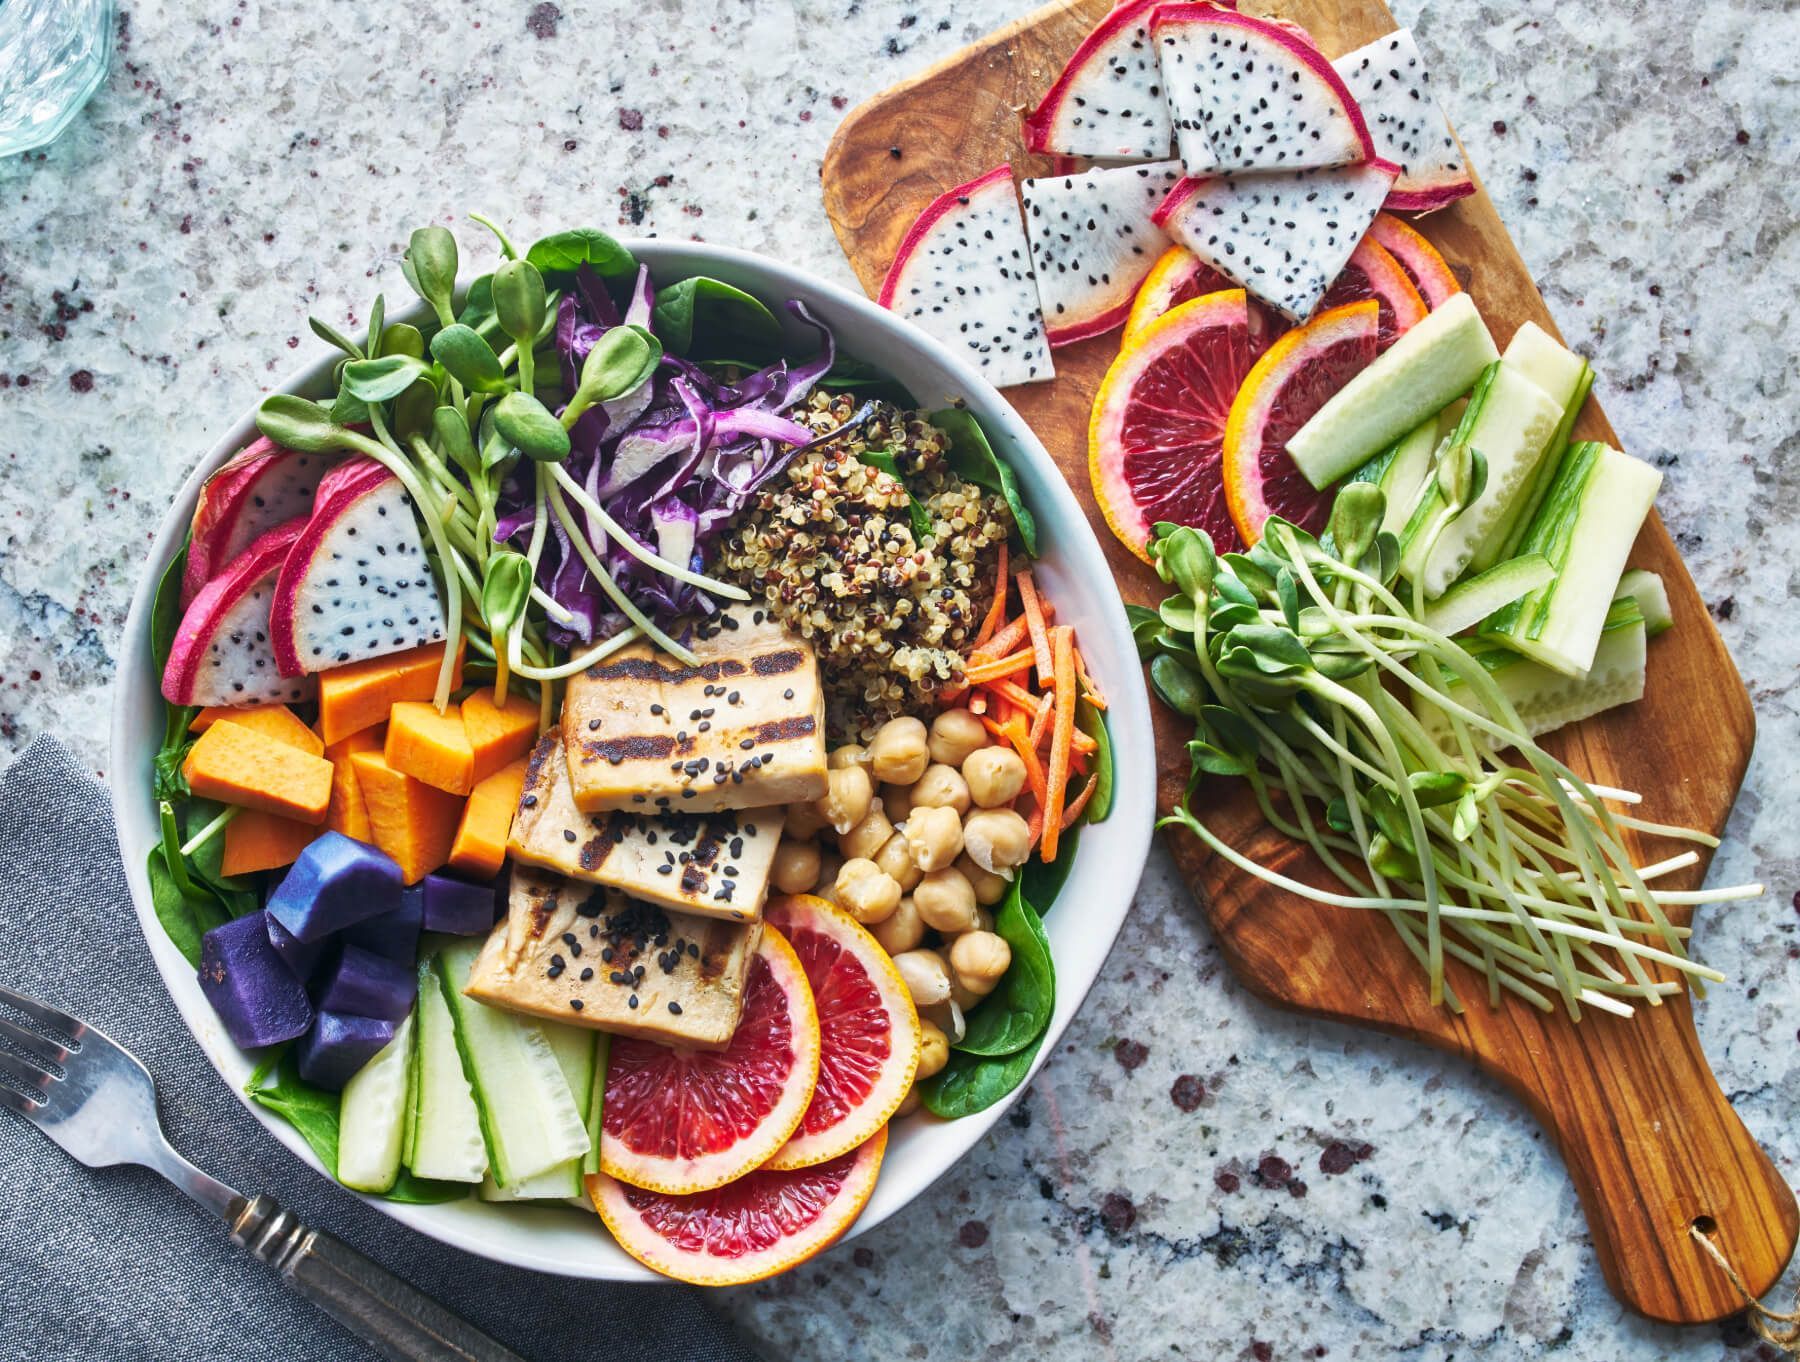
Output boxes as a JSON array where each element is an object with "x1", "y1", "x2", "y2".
[
  {"x1": 1333, "y1": 29, "x2": 1475, "y2": 214},
  {"x1": 1022, "y1": 0, "x2": 1172, "y2": 162},
  {"x1": 1021, "y1": 159, "x2": 1184, "y2": 346},
  {"x1": 1152, "y1": 159, "x2": 1400, "y2": 322},
  {"x1": 1153, "y1": 5, "x2": 1375, "y2": 177},
  {"x1": 181, "y1": 437, "x2": 337, "y2": 606},
  {"x1": 877, "y1": 165, "x2": 1054, "y2": 388},
  {"x1": 162, "y1": 517, "x2": 315, "y2": 708},
  {"x1": 270, "y1": 457, "x2": 445, "y2": 676}
]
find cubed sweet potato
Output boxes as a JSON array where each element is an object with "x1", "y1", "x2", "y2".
[
  {"x1": 461, "y1": 688, "x2": 540, "y2": 786},
  {"x1": 221, "y1": 809, "x2": 318, "y2": 876},
  {"x1": 316, "y1": 639, "x2": 465, "y2": 747},
  {"x1": 349, "y1": 750, "x2": 464, "y2": 884},
  {"x1": 321, "y1": 725, "x2": 383, "y2": 843},
  {"x1": 386, "y1": 701, "x2": 474, "y2": 795},
  {"x1": 183, "y1": 720, "x2": 332, "y2": 823},
  {"x1": 447, "y1": 756, "x2": 530, "y2": 881},
  {"x1": 189, "y1": 704, "x2": 323, "y2": 755}
]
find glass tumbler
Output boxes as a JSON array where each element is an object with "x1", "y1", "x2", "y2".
[{"x1": 0, "y1": 0, "x2": 116, "y2": 158}]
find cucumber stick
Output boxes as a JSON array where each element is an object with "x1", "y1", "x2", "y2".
[
  {"x1": 436, "y1": 939, "x2": 590, "y2": 1187},
  {"x1": 337, "y1": 1010, "x2": 415, "y2": 1194},
  {"x1": 407, "y1": 953, "x2": 488, "y2": 1183},
  {"x1": 1400, "y1": 360, "x2": 1564, "y2": 597},
  {"x1": 478, "y1": 1024, "x2": 597, "y2": 1203},
  {"x1": 1484, "y1": 323, "x2": 1594, "y2": 568},
  {"x1": 1617, "y1": 568, "x2": 1673, "y2": 636},
  {"x1": 1484, "y1": 441, "x2": 1662, "y2": 677},
  {"x1": 1287, "y1": 292, "x2": 1499, "y2": 489},
  {"x1": 1349, "y1": 414, "x2": 1440, "y2": 538},
  {"x1": 582, "y1": 1032, "x2": 610, "y2": 1179},
  {"x1": 1421, "y1": 553, "x2": 1554, "y2": 637}
]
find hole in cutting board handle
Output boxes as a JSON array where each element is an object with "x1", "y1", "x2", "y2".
[{"x1": 1691, "y1": 1214, "x2": 1719, "y2": 1236}]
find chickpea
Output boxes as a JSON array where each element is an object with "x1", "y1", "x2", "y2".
[
  {"x1": 949, "y1": 977, "x2": 982, "y2": 1012},
  {"x1": 909, "y1": 763, "x2": 970, "y2": 816},
  {"x1": 812, "y1": 848, "x2": 844, "y2": 898},
  {"x1": 870, "y1": 895, "x2": 925, "y2": 955},
  {"x1": 962, "y1": 808, "x2": 1032, "y2": 876},
  {"x1": 815, "y1": 765, "x2": 873, "y2": 835},
  {"x1": 913, "y1": 867, "x2": 978, "y2": 934},
  {"x1": 785, "y1": 799, "x2": 831, "y2": 841},
  {"x1": 874, "y1": 832, "x2": 923, "y2": 892},
  {"x1": 904, "y1": 803, "x2": 965, "y2": 872},
  {"x1": 893, "y1": 949, "x2": 951, "y2": 1007},
  {"x1": 971, "y1": 907, "x2": 995, "y2": 934},
  {"x1": 838, "y1": 803, "x2": 895, "y2": 862},
  {"x1": 769, "y1": 839, "x2": 821, "y2": 896},
  {"x1": 950, "y1": 931, "x2": 1013, "y2": 997},
  {"x1": 868, "y1": 716, "x2": 930, "y2": 786},
  {"x1": 956, "y1": 852, "x2": 1009, "y2": 906},
  {"x1": 835, "y1": 857, "x2": 901, "y2": 925},
  {"x1": 828, "y1": 743, "x2": 869, "y2": 770},
  {"x1": 962, "y1": 746, "x2": 1027, "y2": 809},
  {"x1": 916, "y1": 1019, "x2": 949, "y2": 1080},
  {"x1": 929, "y1": 707, "x2": 988, "y2": 768},
  {"x1": 895, "y1": 1084, "x2": 922, "y2": 1118},
  {"x1": 882, "y1": 782, "x2": 914, "y2": 823},
  {"x1": 923, "y1": 996, "x2": 966, "y2": 1045}
]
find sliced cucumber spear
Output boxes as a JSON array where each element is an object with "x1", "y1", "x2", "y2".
[
  {"x1": 1287, "y1": 292, "x2": 1499, "y2": 489},
  {"x1": 1484, "y1": 322, "x2": 1594, "y2": 568},
  {"x1": 1483, "y1": 441, "x2": 1662, "y2": 677},
  {"x1": 1348, "y1": 409, "x2": 1445, "y2": 538},
  {"x1": 1421, "y1": 553, "x2": 1555, "y2": 637},
  {"x1": 1616, "y1": 568, "x2": 1673, "y2": 637},
  {"x1": 407, "y1": 951, "x2": 488, "y2": 1184},
  {"x1": 478, "y1": 1023, "x2": 599, "y2": 1204},
  {"x1": 337, "y1": 1009, "x2": 415, "y2": 1195}
]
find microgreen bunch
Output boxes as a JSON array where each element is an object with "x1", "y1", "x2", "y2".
[{"x1": 1141, "y1": 487, "x2": 1762, "y2": 1019}]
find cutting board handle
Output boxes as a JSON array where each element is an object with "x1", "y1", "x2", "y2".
[{"x1": 1484, "y1": 990, "x2": 1796, "y2": 1324}]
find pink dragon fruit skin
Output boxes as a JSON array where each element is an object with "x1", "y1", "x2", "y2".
[
  {"x1": 1022, "y1": 0, "x2": 1173, "y2": 162},
  {"x1": 179, "y1": 437, "x2": 336, "y2": 607},
  {"x1": 269, "y1": 456, "x2": 446, "y2": 677},
  {"x1": 1332, "y1": 29, "x2": 1476, "y2": 215},
  {"x1": 162, "y1": 517, "x2": 315, "y2": 707}
]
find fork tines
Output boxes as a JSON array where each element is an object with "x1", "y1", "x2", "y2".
[{"x1": 0, "y1": 987, "x2": 85, "y2": 1111}]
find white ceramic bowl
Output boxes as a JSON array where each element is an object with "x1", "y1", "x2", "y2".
[{"x1": 111, "y1": 240, "x2": 1156, "y2": 1280}]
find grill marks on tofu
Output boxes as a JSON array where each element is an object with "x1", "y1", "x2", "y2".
[
  {"x1": 509, "y1": 733, "x2": 784, "y2": 922},
  {"x1": 463, "y1": 865, "x2": 757, "y2": 1048},
  {"x1": 560, "y1": 610, "x2": 828, "y2": 815}
]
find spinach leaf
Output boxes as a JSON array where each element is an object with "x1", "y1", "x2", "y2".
[
  {"x1": 956, "y1": 878, "x2": 1054, "y2": 1057},
  {"x1": 652, "y1": 277, "x2": 782, "y2": 358},
  {"x1": 456, "y1": 273, "x2": 498, "y2": 335},
  {"x1": 145, "y1": 848, "x2": 219, "y2": 967},
  {"x1": 182, "y1": 801, "x2": 258, "y2": 917},
  {"x1": 930, "y1": 407, "x2": 1038, "y2": 556},
  {"x1": 856, "y1": 450, "x2": 933, "y2": 542},
  {"x1": 921, "y1": 1028, "x2": 1045, "y2": 1119},
  {"x1": 1021, "y1": 817, "x2": 1079, "y2": 911},
  {"x1": 524, "y1": 229, "x2": 636, "y2": 282},
  {"x1": 151, "y1": 700, "x2": 196, "y2": 803},
  {"x1": 1075, "y1": 693, "x2": 1115, "y2": 823},
  {"x1": 818, "y1": 355, "x2": 918, "y2": 407},
  {"x1": 150, "y1": 536, "x2": 189, "y2": 672}
]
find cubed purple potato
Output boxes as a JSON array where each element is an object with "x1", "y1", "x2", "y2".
[
  {"x1": 197, "y1": 914, "x2": 314, "y2": 1049},
  {"x1": 314, "y1": 944, "x2": 417, "y2": 1023},
  {"x1": 264, "y1": 912, "x2": 325, "y2": 981},
  {"x1": 265, "y1": 832, "x2": 403, "y2": 943},
  {"x1": 340, "y1": 883, "x2": 423, "y2": 965},
  {"x1": 294, "y1": 1012, "x2": 397, "y2": 1091},
  {"x1": 420, "y1": 873, "x2": 497, "y2": 935}
]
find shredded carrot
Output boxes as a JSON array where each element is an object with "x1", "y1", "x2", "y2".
[
  {"x1": 1041, "y1": 626, "x2": 1077, "y2": 862},
  {"x1": 1029, "y1": 693, "x2": 1054, "y2": 748},
  {"x1": 961, "y1": 648, "x2": 1035, "y2": 685},
  {"x1": 992, "y1": 715, "x2": 1049, "y2": 807},
  {"x1": 972, "y1": 541, "x2": 1009, "y2": 648},
  {"x1": 1022, "y1": 800, "x2": 1044, "y2": 852},
  {"x1": 1073, "y1": 648, "x2": 1107, "y2": 710},
  {"x1": 1070, "y1": 727, "x2": 1097, "y2": 757},
  {"x1": 1016, "y1": 571, "x2": 1054, "y2": 684},
  {"x1": 970, "y1": 614, "x2": 1029, "y2": 666},
  {"x1": 982, "y1": 678, "x2": 1038, "y2": 713},
  {"x1": 1059, "y1": 774, "x2": 1097, "y2": 828}
]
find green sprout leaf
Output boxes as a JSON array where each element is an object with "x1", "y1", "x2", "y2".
[
  {"x1": 493, "y1": 391, "x2": 570, "y2": 463},
  {"x1": 342, "y1": 353, "x2": 432, "y2": 403},
  {"x1": 429, "y1": 324, "x2": 510, "y2": 395}
]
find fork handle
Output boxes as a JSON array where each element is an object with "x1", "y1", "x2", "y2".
[{"x1": 230, "y1": 1195, "x2": 526, "y2": 1362}]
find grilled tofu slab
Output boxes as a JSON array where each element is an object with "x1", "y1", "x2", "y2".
[
  {"x1": 561, "y1": 608, "x2": 828, "y2": 814},
  {"x1": 509, "y1": 733, "x2": 784, "y2": 922},
  {"x1": 463, "y1": 865, "x2": 758, "y2": 1048}
]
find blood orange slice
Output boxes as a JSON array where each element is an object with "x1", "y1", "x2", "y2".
[
  {"x1": 1090, "y1": 289, "x2": 1257, "y2": 561},
  {"x1": 600, "y1": 926, "x2": 821, "y2": 1195},
  {"x1": 1222, "y1": 299, "x2": 1379, "y2": 545},
  {"x1": 762, "y1": 895, "x2": 920, "y2": 1171},
  {"x1": 1318, "y1": 238, "x2": 1427, "y2": 351},
  {"x1": 591, "y1": 1127, "x2": 887, "y2": 1286},
  {"x1": 1366, "y1": 214, "x2": 1462, "y2": 309}
]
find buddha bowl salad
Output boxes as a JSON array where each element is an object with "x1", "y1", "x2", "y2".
[{"x1": 145, "y1": 220, "x2": 1112, "y2": 1284}]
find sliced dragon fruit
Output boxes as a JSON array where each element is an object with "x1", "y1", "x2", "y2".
[
  {"x1": 1153, "y1": 5, "x2": 1374, "y2": 176},
  {"x1": 1333, "y1": 29, "x2": 1475, "y2": 214},
  {"x1": 876, "y1": 165, "x2": 1054, "y2": 388},
  {"x1": 1152, "y1": 160, "x2": 1400, "y2": 322},
  {"x1": 162, "y1": 518, "x2": 315, "y2": 707},
  {"x1": 181, "y1": 438, "x2": 336, "y2": 606},
  {"x1": 1020, "y1": 159, "x2": 1184, "y2": 346},
  {"x1": 1022, "y1": 0, "x2": 1172, "y2": 162},
  {"x1": 270, "y1": 456, "x2": 445, "y2": 676}
]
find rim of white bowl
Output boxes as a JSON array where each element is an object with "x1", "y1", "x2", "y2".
[{"x1": 111, "y1": 238, "x2": 1156, "y2": 1281}]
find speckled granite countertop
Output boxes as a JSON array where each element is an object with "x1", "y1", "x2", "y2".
[{"x1": 2, "y1": 0, "x2": 1795, "y2": 1356}]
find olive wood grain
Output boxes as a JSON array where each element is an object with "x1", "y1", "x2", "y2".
[{"x1": 820, "y1": 0, "x2": 1796, "y2": 1325}]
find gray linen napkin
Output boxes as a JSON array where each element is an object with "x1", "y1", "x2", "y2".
[{"x1": 0, "y1": 737, "x2": 758, "y2": 1362}]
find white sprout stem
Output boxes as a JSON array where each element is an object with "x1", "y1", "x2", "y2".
[
  {"x1": 546, "y1": 481, "x2": 697, "y2": 664},
  {"x1": 548, "y1": 462, "x2": 749, "y2": 602},
  {"x1": 180, "y1": 804, "x2": 241, "y2": 857},
  {"x1": 512, "y1": 626, "x2": 645, "y2": 681}
]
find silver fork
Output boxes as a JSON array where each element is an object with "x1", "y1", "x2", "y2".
[{"x1": 0, "y1": 986, "x2": 524, "y2": 1362}]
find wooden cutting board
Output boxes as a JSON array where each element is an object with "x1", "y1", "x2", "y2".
[{"x1": 821, "y1": 0, "x2": 1796, "y2": 1327}]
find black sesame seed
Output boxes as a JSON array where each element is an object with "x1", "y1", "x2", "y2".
[
  {"x1": 569, "y1": 999, "x2": 583, "y2": 1011},
  {"x1": 580, "y1": 967, "x2": 595, "y2": 981},
  {"x1": 628, "y1": 994, "x2": 639, "y2": 1009},
  {"x1": 668, "y1": 1002, "x2": 683, "y2": 1015}
]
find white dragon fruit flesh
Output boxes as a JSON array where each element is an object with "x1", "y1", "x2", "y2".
[
  {"x1": 1022, "y1": 0, "x2": 1172, "y2": 162},
  {"x1": 1333, "y1": 29, "x2": 1475, "y2": 214},
  {"x1": 162, "y1": 517, "x2": 316, "y2": 707},
  {"x1": 1021, "y1": 159, "x2": 1184, "y2": 346},
  {"x1": 1152, "y1": 159, "x2": 1400, "y2": 322},
  {"x1": 877, "y1": 164, "x2": 1054, "y2": 388},
  {"x1": 181, "y1": 437, "x2": 336, "y2": 606},
  {"x1": 270, "y1": 457, "x2": 446, "y2": 675},
  {"x1": 1154, "y1": 5, "x2": 1374, "y2": 176}
]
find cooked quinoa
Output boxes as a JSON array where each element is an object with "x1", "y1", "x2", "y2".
[{"x1": 717, "y1": 391, "x2": 1011, "y2": 739}]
